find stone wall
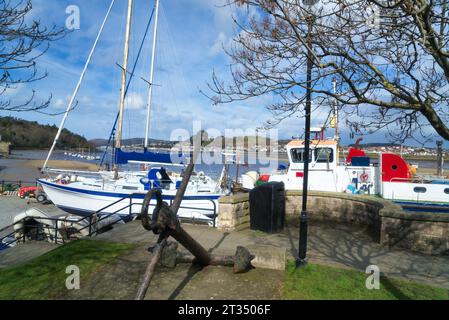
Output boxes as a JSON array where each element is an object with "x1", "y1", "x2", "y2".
[
  {"x1": 218, "y1": 193, "x2": 250, "y2": 231},
  {"x1": 380, "y1": 210, "x2": 449, "y2": 255},
  {"x1": 285, "y1": 191, "x2": 384, "y2": 229},
  {"x1": 218, "y1": 190, "x2": 449, "y2": 255}
]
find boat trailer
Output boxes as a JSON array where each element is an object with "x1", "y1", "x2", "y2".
[{"x1": 135, "y1": 158, "x2": 254, "y2": 300}]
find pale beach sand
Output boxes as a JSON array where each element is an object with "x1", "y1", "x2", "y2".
[{"x1": 0, "y1": 159, "x2": 99, "y2": 182}]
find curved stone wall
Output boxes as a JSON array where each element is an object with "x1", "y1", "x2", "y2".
[{"x1": 218, "y1": 191, "x2": 449, "y2": 255}]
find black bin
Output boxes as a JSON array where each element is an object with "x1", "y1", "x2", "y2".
[{"x1": 249, "y1": 182, "x2": 286, "y2": 233}]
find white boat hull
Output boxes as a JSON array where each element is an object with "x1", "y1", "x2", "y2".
[
  {"x1": 38, "y1": 179, "x2": 220, "y2": 226},
  {"x1": 382, "y1": 181, "x2": 449, "y2": 203}
]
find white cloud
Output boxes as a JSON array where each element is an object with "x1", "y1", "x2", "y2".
[
  {"x1": 125, "y1": 92, "x2": 146, "y2": 110},
  {"x1": 209, "y1": 32, "x2": 232, "y2": 56}
]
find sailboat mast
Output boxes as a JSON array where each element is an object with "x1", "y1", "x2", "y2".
[
  {"x1": 144, "y1": 0, "x2": 160, "y2": 150},
  {"x1": 115, "y1": 0, "x2": 133, "y2": 177}
]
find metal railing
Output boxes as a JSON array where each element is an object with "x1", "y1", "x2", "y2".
[
  {"x1": 0, "y1": 192, "x2": 218, "y2": 251},
  {"x1": 0, "y1": 194, "x2": 137, "y2": 250}
]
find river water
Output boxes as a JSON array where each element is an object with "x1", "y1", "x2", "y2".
[{"x1": 0, "y1": 149, "x2": 446, "y2": 182}]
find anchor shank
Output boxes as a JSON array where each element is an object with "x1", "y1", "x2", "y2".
[
  {"x1": 170, "y1": 162, "x2": 194, "y2": 214},
  {"x1": 171, "y1": 147, "x2": 199, "y2": 214},
  {"x1": 170, "y1": 224, "x2": 212, "y2": 266}
]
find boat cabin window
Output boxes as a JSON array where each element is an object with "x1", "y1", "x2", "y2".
[
  {"x1": 314, "y1": 148, "x2": 334, "y2": 163},
  {"x1": 414, "y1": 187, "x2": 427, "y2": 193},
  {"x1": 445, "y1": 189, "x2": 449, "y2": 194},
  {"x1": 290, "y1": 148, "x2": 312, "y2": 163}
]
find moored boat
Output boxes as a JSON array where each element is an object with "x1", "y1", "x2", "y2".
[
  {"x1": 242, "y1": 135, "x2": 449, "y2": 206},
  {"x1": 38, "y1": 0, "x2": 228, "y2": 226}
]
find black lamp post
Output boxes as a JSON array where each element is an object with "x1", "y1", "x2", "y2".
[{"x1": 296, "y1": 0, "x2": 319, "y2": 268}]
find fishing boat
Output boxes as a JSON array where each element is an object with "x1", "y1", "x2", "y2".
[
  {"x1": 242, "y1": 131, "x2": 449, "y2": 208},
  {"x1": 38, "y1": 0, "x2": 227, "y2": 226}
]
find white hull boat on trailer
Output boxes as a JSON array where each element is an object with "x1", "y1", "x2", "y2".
[
  {"x1": 38, "y1": 167, "x2": 224, "y2": 226},
  {"x1": 39, "y1": 0, "x2": 228, "y2": 226}
]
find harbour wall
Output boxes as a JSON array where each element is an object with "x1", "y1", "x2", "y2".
[{"x1": 218, "y1": 191, "x2": 449, "y2": 255}]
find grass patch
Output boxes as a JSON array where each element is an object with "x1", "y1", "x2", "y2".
[
  {"x1": 0, "y1": 240, "x2": 134, "y2": 300},
  {"x1": 283, "y1": 262, "x2": 449, "y2": 300}
]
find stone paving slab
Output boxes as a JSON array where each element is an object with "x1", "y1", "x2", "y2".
[
  {"x1": 63, "y1": 243, "x2": 283, "y2": 300},
  {"x1": 95, "y1": 220, "x2": 449, "y2": 289},
  {"x1": 0, "y1": 242, "x2": 58, "y2": 269}
]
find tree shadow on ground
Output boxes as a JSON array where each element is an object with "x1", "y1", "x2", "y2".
[
  {"x1": 283, "y1": 218, "x2": 449, "y2": 290},
  {"x1": 380, "y1": 276, "x2": 411, "y2": 300}
]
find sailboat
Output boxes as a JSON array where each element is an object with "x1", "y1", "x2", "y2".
[{"x1": 38, "y1": 0, "x2": 228, "y2": 226}]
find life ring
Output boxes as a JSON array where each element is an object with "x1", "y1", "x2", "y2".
[{"x1": 360, "y1": 173, "x2": 369, "y2": 183}]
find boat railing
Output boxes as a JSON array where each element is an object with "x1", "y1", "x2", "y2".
[
  {"x1": 0, "y1": 194, "x2": 140, "y2": 250},
  {"x1": 0, "y1": 192, "x2": 218, "y2": 251},
  {"x1": 388, "y1": 177, "x2": 428, "y2": 183}
]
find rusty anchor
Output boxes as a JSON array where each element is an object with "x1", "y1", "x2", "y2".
[{"x1": 135, "y1": 153, "x2": 254, "y2": 300}]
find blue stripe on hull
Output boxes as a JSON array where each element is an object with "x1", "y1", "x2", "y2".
[
  {"x1": 394, "y1": 201, "x2": 449, "y2": 214},
  {"x1": 37, "y1": 179, "x2": 222, "y2": 201}
]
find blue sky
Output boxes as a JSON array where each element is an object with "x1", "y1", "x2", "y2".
[{"x1": 1, "y1": 0, "x2": 447, "y2": 148}]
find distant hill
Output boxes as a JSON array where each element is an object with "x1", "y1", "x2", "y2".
[
  {"x1": 0, "y1": 117, "x2": 94, "y2": 150},
  {"x1": 347, "y1": 142, "x2": 402, "y2": 148}
]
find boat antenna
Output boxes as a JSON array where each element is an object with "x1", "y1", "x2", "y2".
[
  {"x1": 144, "y1": 0, "x2": 161, "y2": 151},
  {"x1": 114, "y1": 0, "x2": 134, "y2": 179},
  {"x1": 42, "y1": 0, "x2": 116, "y2": 172}
]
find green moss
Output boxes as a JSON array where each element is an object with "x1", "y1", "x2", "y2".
[
  {"x1": 283, "y1": 262, "x2": 449, "y2": 300},
  {"x1": 0, "y1": 240, "x2": 134, "y2": 300}
]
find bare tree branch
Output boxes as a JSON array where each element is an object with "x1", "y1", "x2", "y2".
[
  {"x1": 0, "y1": 0, "x2": 66, "y2": 113},
  {"x1": 206, "y1": 0, "x2": 449, "y2": 143}
]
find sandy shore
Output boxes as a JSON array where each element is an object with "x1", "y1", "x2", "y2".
[
  {"x1": 0, "y1": 159, "x2": 99, "y2": 182},
  {"x1": 27, "y1": 160, "x2": 99, "y2": 172},
  {"x1": 416, "y1": 167, "x2": 448, "y2": 177}
]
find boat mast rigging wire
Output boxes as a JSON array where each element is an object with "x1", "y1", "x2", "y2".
[
  {"x1": 42, "y1": 0, "x2": 116, "y2": 172},
  {"x1": 99, "y1": 4, "x2": 157, "y2": 168}
]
